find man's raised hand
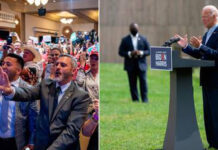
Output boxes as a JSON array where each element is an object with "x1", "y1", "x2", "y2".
[
  {"x1": 0, "y1": 67, "x2": 12, "y2": 95},
  {"x1": 174, "y1": 34, "x2": 188, "y2": 48}
]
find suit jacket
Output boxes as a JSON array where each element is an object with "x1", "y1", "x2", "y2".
[
  {"x1": 183, "y1": 26, "x2": 218, "y2": 88},
  {"x1": 15, "y1": 79, "x2": 39, "y2": 150},
  {"x1": 119, "y1": 34, "x2": 150, "y2": 72},
  {"x1": 12, "y1": 79, "x2": 90, "y2": 150}
]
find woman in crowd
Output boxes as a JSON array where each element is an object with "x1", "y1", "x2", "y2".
[{"x1": 76, "y1": 50, "x2": 99, "y2": 150}]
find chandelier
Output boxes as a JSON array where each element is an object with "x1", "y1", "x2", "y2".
[
  {"x1": 27, "y1": 0, "x2": 48, "y2": 6},
  {"x1": 60, "y1": 18, "x2": 73, "y2": 24}
]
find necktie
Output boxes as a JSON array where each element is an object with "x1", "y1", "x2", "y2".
[
  {"x1": 0, "y1": 97, "x2": 9, "y2": 132},
  {"x1": 52, "y1": 86, "x2": 61, "y2": 116}
]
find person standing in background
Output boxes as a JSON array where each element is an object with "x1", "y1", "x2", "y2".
[{"x1": 119, "y1": 23, "x2": 150, "y2": 103}]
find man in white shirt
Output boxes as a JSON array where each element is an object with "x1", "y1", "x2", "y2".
[
  {"x1": 119, "y1": 23, "x2": 150, "y2": 103},
  {"x1": 0, "y1": 53, "x2": 38, "y2": 150}
]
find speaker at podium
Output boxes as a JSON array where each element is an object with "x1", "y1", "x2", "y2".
[{"x1": 150, "y1": 44, "x2": 214, "y2": 150}]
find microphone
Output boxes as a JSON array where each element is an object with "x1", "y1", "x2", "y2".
[{"x1": 162, "y1": 37, "x2": 180, "y2": 47}]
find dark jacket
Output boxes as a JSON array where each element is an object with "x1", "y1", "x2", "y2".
[
  {"x1": 12, "y1": 79, "x2": 90, "y2": 150},
  {"x1": 183, "y1": 26, "x2": 218, "y2": 88},
  {"x1": 119, "y1": 34, "x2": 150, "y2": 72},
  {"x1": 15, "y1": 79, "x2": 38, "y2": 150}
]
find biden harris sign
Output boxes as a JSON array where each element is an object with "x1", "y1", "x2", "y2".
[{"x1": 150, "y1": 46, "x2": 172, "y2": 71}]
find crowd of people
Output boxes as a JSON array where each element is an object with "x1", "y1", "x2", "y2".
[{"x1": 0, "y1": 30, "x2": 99, "y2": 150}]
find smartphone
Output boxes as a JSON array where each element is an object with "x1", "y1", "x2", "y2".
[{"x1": 7, "y1": 36, "x2": 12, "y2": 45}]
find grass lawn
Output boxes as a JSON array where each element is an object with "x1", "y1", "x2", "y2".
[{"x1": 100, "y1": 63, "x2": 208, "y2": 150}]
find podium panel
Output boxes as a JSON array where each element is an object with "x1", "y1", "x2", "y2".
[{"x1": 151, "y1": 48, "x2": 215, "y2": 150}]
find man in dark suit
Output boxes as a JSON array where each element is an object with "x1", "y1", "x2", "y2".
[
  {"x1": 175, "y1": 5, "x2": 218, "y2": 149},
  {"x1": 0, "y1": 54, "x2": 90, "y2": 150},
  {"x1": 0, "y1": 53, "x2": 38, "y2": 150},
  {"x1": 119, "y1": 23, "x2": 150, "y2": 102}
]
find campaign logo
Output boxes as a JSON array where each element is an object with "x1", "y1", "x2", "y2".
[
  {"x1": 150, "y1": 46, "x2": 172, "y2": 71},
  {"x1": 161, "y1": 53, "x2": 166, "y2": 61},
  {"x1": 155, "y1": 52, "x2": 167, "y2": 67}
]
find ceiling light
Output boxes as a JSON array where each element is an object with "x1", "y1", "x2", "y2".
[
  {"x1": 65, "y1": 29, "x2": 70, "y2": 34},
  {"x1": 60, "y1": 18, "x2": 73, "y2": 24},
  {"x1": 15, "y1": 19, "x2": 19, "y2": 25},
  {"x1": 26, "y1": 0, "x2": 48, "y2": 6},
  {"x1": 27, "y1": 0, "x2": 34, "y2": 5},
  {"x1": 41, "y1": 0, "x2": 48, "y2": 5},
  {"x1": 35, "y1": 0, "x2": 41, "y2": 6}
]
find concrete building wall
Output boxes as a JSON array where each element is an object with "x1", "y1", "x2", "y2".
[{"x1": 100, "y1": 0, "x2": 218, "y2": 63}]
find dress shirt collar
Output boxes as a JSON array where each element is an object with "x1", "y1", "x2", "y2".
[
  {"x1": 207, "y1": 23, "x2": 218, "y2": 36},
  {"x1": 205, "y1": 23, "x2": 218, "y2": 44},
  {"x1": 208, "y1": 23, "x2": 218, "y2": 31},
  {"x1": 11, "y1": 77, "x2": 20, "y2": 87},
  {"x1": 56, "y1": 81, "x2": 71, "y2": 93},
  {"x1": 130, "y1": 33, "x2": 139, "y2": 39}
]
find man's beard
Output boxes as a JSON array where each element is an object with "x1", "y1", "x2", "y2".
[
  {"x1": 54, "y1": 69, "x2": 72, "y2": 83},
  {"x1": 54, "y1": 74, "x2": 64, "y2": 82}
]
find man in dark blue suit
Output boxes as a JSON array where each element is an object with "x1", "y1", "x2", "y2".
[
  {"x1": 119, "y1": 23, "x2": 150, "y2": 102},
  {"x1": 175, "y1": 5, "x2": 218, "y2": 149}
]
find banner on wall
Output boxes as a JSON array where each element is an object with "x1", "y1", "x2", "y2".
[
  {"x1": 29, "y1": 36, "x2": 39, "y2": 44},
  {"x1": 43, "y1": 35, "x2": 51, "y2": 42}
]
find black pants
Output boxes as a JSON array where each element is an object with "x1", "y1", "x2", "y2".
[
  {"x1": 127, "y1": 69, "x2": 148, "y2": 102},
  {"x1": 0, "y1": 137, "x2": 17, "y2": 150},
  {"x1": 202, "y1": 87, "x2": 218, "y2": 148}
]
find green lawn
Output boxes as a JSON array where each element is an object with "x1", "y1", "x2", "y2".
[{"x1": 100, "y1": 63, "x2": 208, "y2": 150}]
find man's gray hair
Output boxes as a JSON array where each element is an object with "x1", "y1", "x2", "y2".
[
  {"x1": 59, "y1": 54, "x2": 77, "y2": 68},
  {"x1": 203, "y1": 5, "x2": 218, "y2": 17}
]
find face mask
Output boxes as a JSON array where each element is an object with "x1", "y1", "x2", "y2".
[{"x1": 130, "y1": 28, "x2": 138, "y2": 36}]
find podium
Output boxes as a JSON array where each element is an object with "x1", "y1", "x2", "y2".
[{"x1": 163, "y1": 50, "x2": 215, "y2": 150}]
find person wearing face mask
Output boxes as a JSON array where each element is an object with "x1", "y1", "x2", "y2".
[{"x1": 119, "y1": 23, "x2": 150, "y2": 103}]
